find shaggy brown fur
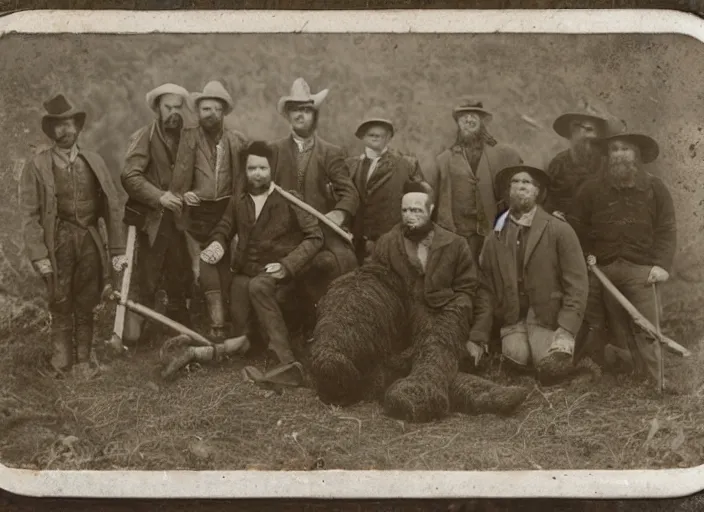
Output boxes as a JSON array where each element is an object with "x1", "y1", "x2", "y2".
[{"x1": 310, "y1": 264, "x2": 529, "y2": 422}]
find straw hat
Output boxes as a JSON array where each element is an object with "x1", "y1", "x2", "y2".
[
  {"x1": 191, "y1": 81, "x2": 234, "y2": 115},
  {"x1": 277, "y1": 78, "x2": 329, "y2": 116},
  {"x1": 145, "y1": 83, "x2": 189, "y2": 113}
]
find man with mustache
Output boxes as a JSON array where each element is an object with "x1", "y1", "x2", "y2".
[
  {"x1": 570, "y1": 130, "x2": 677, "y2": 389},
  {"x1": 170, "y1": 81, "x2": 248, "y2": 340},
  {"x1": 121, "y1": 83, "x2": 193, "y2": 344},
  {"x1": 472, "y1": 162, "x2": 588, "y2": 384},
  {"x1": 544, "y1": 109, "x2": 610, "y2": 218},
  {"x1": 269, "y1": 78, "x2": 359, "y2": 310},
  {"x1": 21, "y1": 94, "x2": 126, "y2": 375},
  {"x1": 199, "y1": 141, "x2": 323, "y2": 384},
  {"x1": 432, "y1": 99, "x2": 522, "y2": 264}
]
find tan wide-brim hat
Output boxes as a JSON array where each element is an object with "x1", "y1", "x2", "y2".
[
  {"x1": 145, "y1": 83, "x2": 189, "y2": 113},
  {"x1": 277, "y1": 77, "x2": 329, "y2": 116},
  {"x1": 595, "y1": 131, "x2": 660, "y2": 164},
  {"x1": 452, "y1": 98, "x2": 493, "y2": 122},
  {"x1": 41, "y1": 94, "x2": 87, "y2": 139},
  {"x1": 552, "y1": 111, "x2": 609, "y2": 139},
  {"x1": 355, "y1": 116, "x2": 395, "y2": 139},
  {"x1": 191, "y1": 81, "x2": 235, "y2": 116}
]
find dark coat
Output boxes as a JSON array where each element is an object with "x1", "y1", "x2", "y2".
[
  {"x1": 208, "y1": 188, "x2": 324, "y2": 278},
  {"x1": 20, "y1": 145, "x2": 126, "y2": 292},
  {"x1": 347, "y1": 148, "x2": 425, "y2": 244},
  {"x1": 431, "y1": 142, "x2": 522, "y2": 237},
  {"x1": 474, "y1": 207, "x2": 588, "y2": 342},
  {"x1": 270, "y1": 134, "x2": 359, "y2": 274},
  {"x1": 371, "y1": 223, "x2": 478, "y2": 318}
]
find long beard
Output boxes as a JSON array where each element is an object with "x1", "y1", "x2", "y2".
[
  {"x1": 509, "y1": 192, "x2": 537, "y2": 215},
  {"x1": 572, "y1": 138, "x2": 600, "y2": 166},
  {"x1": 402, "y1": 219, "x2": 433, "y2": 242},
  {"x1": 457, "y1": 129, "x2": 483, "y2": 147},
  {"x1": 201, "y1": 118, "x2": 223, "y2": 136},
  {"x1": 608, "y1": 158, "x2": 639, "y2": 186},
  {"x1": 162, "y1": 114, "x2": 183, "y2": 135}
]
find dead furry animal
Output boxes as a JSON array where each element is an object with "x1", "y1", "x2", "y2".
[{"x1": 310, "y1": 264, "x2": 528, "y2": 422}]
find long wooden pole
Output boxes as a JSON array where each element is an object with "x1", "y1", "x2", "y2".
[
  {"x1": 589, "y1": 264, "x2": 691, "y2": 358},
  {"x1": 653, "y1": 283, "x2": 665, "y2": 394},
  {"x1": 113, "y1": 225, "x2": 136, "y2": 342},
  {"x1": 272, "y1": 183, "x2": 354, "y2": 245}
]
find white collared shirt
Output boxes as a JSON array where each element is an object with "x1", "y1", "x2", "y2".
[
  {"x1": 363, "y1": 146, "x2": 388, "y2": 183},
  {"x1": 292, "y1": 132, "x2": 314, "y2": 152},
  {"x1": 249, "y1": 182, "x2": 276, "y2": 221}
]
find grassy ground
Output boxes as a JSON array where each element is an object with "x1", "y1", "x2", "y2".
[{"x1": 2, "y1": 278, "x2": 704, "y2": 472}]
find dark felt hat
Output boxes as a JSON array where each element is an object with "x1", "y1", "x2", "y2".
[
  {"x1": 595, "y1": 130, "x2": 660, "y2": 164},
  {"x1": 495, "y1": 163, "x2": 550, "y2": 196},
  {"x1": 41, "y1": 94, "x2": 86, "y2": 139},
  {"x1": 552, "y1": 111, "x2": 609, "y2": 139},
  {"x1": 452, "y1": 98, "x2": 493, "y2": 122}
]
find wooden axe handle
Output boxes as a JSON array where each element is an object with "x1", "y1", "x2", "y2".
[{"x1": 112, "y1": 225, "x2": 137, "y2": 342}]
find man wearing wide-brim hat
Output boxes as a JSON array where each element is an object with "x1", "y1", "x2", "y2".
[
  {"x1": 544, "y1": 106, "x2": 615, "y2": 218},
  {"x1": 347, "y1": 110, "x2": 429, "y2": 264},
  {"x1": 268, "y1": 77, "x2": 359, "y2": 313},
  {"x1": 20, "y1": 94, "x2": 126, "y2": 376},
  {"x1": 431, "y1": 98, "x2": 523, "y2": 264},
  {"x1": 121, "y1": 82, "x2": 194, "y2": 344},
  {"x1": 470, "y1": 161, "x2": 589, "y2": 385},
  {"x1": 570, "y1": 128, "x2": 677, "y2": 390},
  {"x1": 169, "y1": 80, "x2": 249, "y2": 340}
]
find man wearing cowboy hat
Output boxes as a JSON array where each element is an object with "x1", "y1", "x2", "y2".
[
  {"x1": 20, "y1": 94, "x2": 126, "y2": 375},
  {"x1": 121, "y1": 83, "x2": 194, "y2": 343},
  {"x1": 431, "y1": 98, "x2": 523, "y2": 265},
  {"x1": 347, "y1": 111, "x2": 429, "y2": 264},
  {"x1": 269, "y1": 77, "x2": 359, "y2": 308},
  {"x1": 544, "y1": 107, "x2": 612, "y2": 218},
  {"x1": 471, "y1": 161, "x2": 588, "y2": 384},
  {"x1": 570, "y1": 129, "x2": 677, "y2": 388},
  {"x1": 170, "y1": 81, "x2": 249, "y2": 340}
]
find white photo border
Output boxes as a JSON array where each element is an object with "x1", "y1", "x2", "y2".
[{"x1": 1, "y1": 8, "x2": 703, "y2": 500}]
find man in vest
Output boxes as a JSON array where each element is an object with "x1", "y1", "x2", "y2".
[
  {"x1": 121, "y1": 83, "x2": 193, "y2": 343},
  {"x1": 21, "y1": 94, "x2": 126, "y2": 375}
]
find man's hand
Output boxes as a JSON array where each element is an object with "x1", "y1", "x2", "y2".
[
  {"x1": 183, "y1": 191, "x2": 201, "y2": 207},
  {"x1": 200, "y1": 241, "x2": 225, "y2": 265},
  {"x1": 465, "y1": 340, "x2": 487, "y2": 366},
  {"x1": 112, "y1": 254, "x2": 128, "y2": 272},
  {"x1": 586, "y1": 254, "x2": 597, "y2": 267},
  {"x1": 325, "y1": 209, "x2": 346, "y2": 227},
  {"x1": 34, "y1": 258, "x2": 53, "y2": 276},
  {"x1": 648, "y1": 265, "x2": 670, "y2": 284},
  {"x1": 264, "y1": 262, "x2": 287, "y2": 280},
  {"x1": 159, "y1": 191, "x2": 183, "y2": 213}
]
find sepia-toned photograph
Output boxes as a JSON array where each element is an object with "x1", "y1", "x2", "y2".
[{"x1": 1, "y1": 15, "x2": 704, "y2": 482}]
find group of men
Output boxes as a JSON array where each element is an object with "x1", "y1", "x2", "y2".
[{"x1": 21, "y1": 76, "x2": 677, "y2": 393}]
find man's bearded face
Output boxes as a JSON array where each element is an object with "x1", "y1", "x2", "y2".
[
  {"x1": 198, "y1": 99, "x2": 225, "y2": 133},
  {"x1": 401, "y1": 192, "x2": 433, "y2": 235},
  {"x1": 286, "y1": 104, "x2": 316, "y2": 138},
  {"x1": 508, "y1": 171, "x2": 540, "y2": 213},
  {"x1": 52, "y1": 118, "x2": 78, "y2": 149},
  {"x1": 607, "y1": 140, "x2": 639, "y2": 182},
  {"x1": 362, "y1": 125, "x2": 392, "y2": 152},
  {"x1": 456, "y1": 112, "x2": 483, "y2": 143},
  {"x1": 569, "y1": 119, "x2": 602, "y2": 164},
  {"x1": 158, "y1": 94, "x2": 184, "y2": 132},
  {"x1": 245, "y1": 154, "x2": 272, "y2": 195}
]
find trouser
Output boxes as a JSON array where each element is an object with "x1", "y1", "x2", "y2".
[
  {"x1": 298, "y1": 249, "x2": 340, "y2": 306},
  {"x1": 230, "y1": 273, "x2": 296, "y2": 364},
  {"x1": 500, "y1": 309, "x2": 574, "y2": 368},
  {"x1": 124, "y1": 215, "x2": 192, "y2": 343},
  {"x1": 49, "y1": 220, "x2": 102, "y2": 370},
  {"x1": 583, "y1": 258, "x2": 660, "y2": 383}
]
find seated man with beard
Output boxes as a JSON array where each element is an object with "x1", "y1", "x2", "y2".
[
  {"x1": 570, "y1": 129, "x2": 677, "y2": 389},
  {"x1": 473, "y1": 162, "x2": 589, "y2": 384}
]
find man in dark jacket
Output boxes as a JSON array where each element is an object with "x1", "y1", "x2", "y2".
[
  {"x1": 570, "y1": 130, "x2": 677, "y2": 388},
  {"x1": 200, "y1": 141, "x2": 324, "y2": 384},
  {"x1": 269, "y1": 78, "x2": 359, "y2": 306},
  {"x1": 170, "y1": 81, "x2": 249, "y2": 339},
  {"x1": 473, "y1": 162, "x2": 588, "y2": 384},
  {"x1": 121, "y1": 83, "x2": 193, "y2": 343},
  {"x1": 21, "y1": 94, "x2": 126, "y2": 375},
  {"x1": 348, "y1": 112, "x2": 427, "y2": 264}
]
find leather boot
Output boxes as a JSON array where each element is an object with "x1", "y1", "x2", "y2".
[
  {"x1": 574, "y1": 326, "x2": 607, "y2": 366},
  {"x1": 74, "y1": 311, "x2": 94, "y2": 364},
  {"x1": 50, "y1": 324, "x2": 74, "y2": 373},
  {"x1": 204, "y1": 290, "x2": 226, "y2": 340}
]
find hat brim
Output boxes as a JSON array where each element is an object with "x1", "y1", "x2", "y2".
[
  {"x1": 41, "y1": 111, "x2": 86, "y2": 139},
  {"x1": 355, "y1": 118, "x2": 395, "y2": 139},
  {"x1": 277, "y1": 89, "x2": 329, "y2": 116},
  {"x1": 496, "y1": 165, "x2": 551, "y2": 197},
  {"x1": 146, "y1": 84, "x2": 189, "y2": 113},
  {"x1": 192, "y1": 93, "x2": 234, "y2": 115},
  {"x1": 596, "y1": 133, "x2": 660, "y2": 164},
  {"x1": 553, "y1": 113, "x2": 608, "y2": 139},
  {"x1": 452, "y1": 107, "x2": 493, "y2": 122}
]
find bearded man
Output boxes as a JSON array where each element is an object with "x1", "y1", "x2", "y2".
[
  {"x1": 269, "y1": 78, "x2": 359, "y2": 307},
  {"x1": 544, "y1": 109, "x2": 610, "y2": 217},
  {"x1": 21, "y1": 94, "x2": 126, "y2": 375},
  {"x1": 570, "y1": 130, "x2": 677, "y2": 388},
  {"x1": 472, "y1": 162, "x2": 588, "y2": 384},
  {"x1": 170, "y1": 81, "x2": 248, "y2": 339},
  {"x1": 432, "y1": 98, "x2": 522, "y2": 263},
  {"x1": 121, "y1": 83, "x2": 193, "y2": 343}
]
